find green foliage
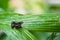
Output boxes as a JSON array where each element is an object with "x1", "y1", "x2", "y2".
[
  {"x1": 0, "y1": 0, "x2": 9, "y2": 11},
  {"x1": 0, "y1": 13, "x2": 60, "y2": 40}
]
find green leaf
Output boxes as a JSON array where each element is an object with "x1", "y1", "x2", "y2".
[
  {"x1": 0, "y1": 13, "x2": 60, "y2": 31},
  {"x1": 22, "y1": 29, "x2": 38, "y2": 40},
  {"x1": 0, "y1": 13, "x2": 60, "y2": 40},
  {"x1": 22, "y1": 14, "x2": 60, "y2": 31},
  {"x1": 30, "y1": 31, "x2": 52, "y2": 40}
]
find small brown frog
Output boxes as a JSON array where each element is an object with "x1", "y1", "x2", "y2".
[{"x1": 11, "y1": 21, "x2": 23, "y2": 29}]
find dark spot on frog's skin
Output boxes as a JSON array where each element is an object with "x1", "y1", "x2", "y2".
[{"x1": 11, "y1": 21, "x2": 23, "y2": 29}]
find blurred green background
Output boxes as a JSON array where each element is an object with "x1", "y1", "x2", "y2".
[{"x1": 0, "y1": 0, "x2": 60, "y2": 15}]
